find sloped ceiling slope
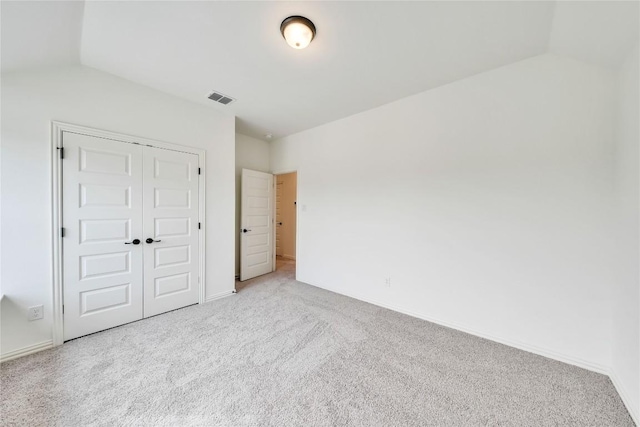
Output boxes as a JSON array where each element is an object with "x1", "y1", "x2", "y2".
[
  {"x1": 79, "y1": 1, "x2": 555, "y2": 139},
  {"x1": 1, "y1": 1, "x2": 84, "y2": 72},
  {"x1": 549, "y1": 1, "x2": 639, "y2": 68},
  {"x1": 2, "y1": 1, "x2": 638, "y2": 140}
]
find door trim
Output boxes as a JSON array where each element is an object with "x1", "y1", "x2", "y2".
[
  {"x1": 51, "y1": 121, "x2": 207, "y2": 346},
  {"x1": 271, "y1": 169, "x2": 299, "y2": 276}
]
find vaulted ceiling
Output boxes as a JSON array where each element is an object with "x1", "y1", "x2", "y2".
[{"x1": 2, "y1": 1, "x2": 638, "y2": 140}]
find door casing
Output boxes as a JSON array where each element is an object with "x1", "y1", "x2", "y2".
[{"x1": 51, "y1": 121, "x2": 206, "y2": 346}]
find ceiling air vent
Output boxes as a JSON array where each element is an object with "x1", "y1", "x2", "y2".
[{"x1": 208, "y1": 91, "x2": 235, "y2": 105}]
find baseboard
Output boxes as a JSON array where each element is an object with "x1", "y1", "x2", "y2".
[
  {"x1": 303, "y1": 279, "x2": 609, "y2": 375},
  {"x1": 1, "y1": 340, "x2": 53, "y2": 363},
  {"x1": 204, "y1": 290, "x2": 235, "y2": 303},
  {"x1": 610, "y1": 368, "x2": 639, "y2": 425}
]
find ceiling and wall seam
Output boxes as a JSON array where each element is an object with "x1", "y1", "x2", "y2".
[{"x1": 2, "y1": 1, "x2": 637, "y2": 140}]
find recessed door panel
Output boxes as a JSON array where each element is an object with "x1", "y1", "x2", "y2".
[
  {"x1": 80, "y1": 219, "x2": 131, "y2": 244},
  {"x1": 80, "y1": 251, "x2": 130, "y2": 280},
  {"x1": 247, "y1": 252, "x2": 269, "y2": 268},
  {"x1": 248, "y1": 196, "x2": 269, "y2": 209},
  {"x1": 247, "y1": 215, "x2": 269, "y2": 227},
  {"x1": 247, "y1": 176, "x2": 269, "y2": 190},
  {"x1": 247, "y1": 234, "x2": 268, "y2": 247},
  {"x1": 154, "y1": 159, "x2": 191, "y2": 181},
  {"x1": 154, "y1": 245, "x2": 190, "y2": 268},
  {"x1": 80, "y1": 184, "x2": 130, "y2": 208},
  {"x1": 80, "y1": 148, "x2": 131, "y2": 176},
  {"x1": 80, "y1": 283, "x2": 131, "y2": 315},
  {"x1": 154, "y1": 188, "x2": 190, "y2": 208},
  {"x1": 154, "y1": 217, "x2": 190, "y2": 238},
  {"x1": 154, "y1": 273, "x2": 190, "y2": 298}
]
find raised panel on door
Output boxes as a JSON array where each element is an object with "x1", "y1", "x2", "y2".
[
  {"x1": 143, "y1": 147, "x2": 200, "y2": 317},
  {"x1": 240, "y1": 169, "x2": 273, "y2": 281},
  {"x1": 62, "y1": 132, "x2": 144, "y2": 341}
]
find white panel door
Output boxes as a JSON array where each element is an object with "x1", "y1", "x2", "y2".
[
  {"x1": 62, "y1": 132, "x2": 144, "y2": 341},
  {"x1": 240, "y1": 169, "x2": 274, "y2": 281},
  {"x1": 143, "y1": 147, "x2": 200, "y2": 317}
]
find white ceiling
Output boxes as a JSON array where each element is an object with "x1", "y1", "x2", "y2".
[
  {"x1": 1, "y1": 1, "x2": 84, "y2": 73},
  {"x1": 79, "y1": 1, "x2": 555, "y2": 140},
  {"x1": 549, "y1": 1, "x2": 639, "y2": 68},
  {"x1": 2, "y1": 1, "x2": 638, "y2": 140}
]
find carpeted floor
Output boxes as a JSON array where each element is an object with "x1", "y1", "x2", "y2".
[{"x1": 1, "y1": 259, "x2": 634, "y2": 426}]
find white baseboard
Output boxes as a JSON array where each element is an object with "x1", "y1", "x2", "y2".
[
  {"x1": 3, "y1": 293, "x2": 235, "y2": 363},
  {"x1": 303, "y1": 279, "x2": 609, "y2": 375},
  {"x1": 1, "y1": 340, "x2": 53, "y2": 363},
  {"x1": 2, "y1": 283, "x2": 635, "y2": 425},
  {"x1": 204, "y1": 290, "x2": 235, "y2": 303},
  {"x1": 610, "y1": 369, "x2": 639, "y2": 425}
]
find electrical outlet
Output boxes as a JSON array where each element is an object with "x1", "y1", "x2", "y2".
[
  {"x1": 27, "y1": 305, "x2": 44, "y2": 321},
  {"x1": 384, "y1": 277, "x2": 391, "y2": 287}
]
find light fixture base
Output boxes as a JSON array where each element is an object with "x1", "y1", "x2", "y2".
[{"x1": 280, "y1": 15, "x2": 316, "y2": 49}]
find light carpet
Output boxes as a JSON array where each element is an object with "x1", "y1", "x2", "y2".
[{"x1": 1, "y1": 259, "x2": 634, "y2": 426}]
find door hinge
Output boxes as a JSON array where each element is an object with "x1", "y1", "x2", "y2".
[
  {"x1": 61, "y1": 227, "x2": 66, "y2": 237},
  {"x1": 198, "y1": 167, "x2": 201, "y2": 175},
  {"x1": 59, "y1": 147, "x2": 65, "y2": 159},
  {"x1": 198, "y1": 222, "x2": 201, "y2": 229},
  {"x1": 62, "y1": 305, "x2": 65, "y2": 314}
]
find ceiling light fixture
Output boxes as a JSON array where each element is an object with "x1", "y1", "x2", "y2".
[{"x1": 280, "y1": 16, "x2": 316, "y2": 49}]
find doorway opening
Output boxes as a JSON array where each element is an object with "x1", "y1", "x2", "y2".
[
  {"x1": 275, "y1": 171, "x2": 297, "y2": 274},
  {"x1": 239, "y1": 169, "x2": 297, "y2": 283}
]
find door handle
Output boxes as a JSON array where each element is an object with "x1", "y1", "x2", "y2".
[
  {"x1": 145, "y1": 238, "x2": 162, "y2": 244},
  {"x1": 242, "y1": 229, "x2": 252, "y2": 233},
  {"x1": 124, "y1": 239, "x2": 141, "y2": 245}
]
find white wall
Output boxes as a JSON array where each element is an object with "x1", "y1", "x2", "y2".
[
  {"x1": 1, "y1": 66, "x2": 236, "y2": 357},
  {"x1": 270, "y1": 54, "x2": 616, "y2": 371},
  {"x1": 235, "y1": 133, "x2": 270, "y2": 276},
  {"x1": 611, "y1": 45, "x2": 640, "y2": 421},
  {"x1": 0, "y1": 1, "x2": 84, "y2": 73}
]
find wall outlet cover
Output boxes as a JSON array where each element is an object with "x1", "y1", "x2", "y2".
[{"x1": 27, "y1": 305, "x2": 44, "y2": 321}]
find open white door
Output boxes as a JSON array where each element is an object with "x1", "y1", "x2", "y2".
[{"x1": 240, "y1": 169, "x2": 274, "y2": 281}]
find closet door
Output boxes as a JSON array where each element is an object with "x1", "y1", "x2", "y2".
[
  {"x1": 62, "y1": 132, "x2": 144, "y2": 341},
  {"x1": 142, "y1": 147, "x2": 200, "y2": 317}
]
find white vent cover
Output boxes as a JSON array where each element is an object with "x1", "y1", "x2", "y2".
[{"x1": 208, "y1": 91, "x2": 235, "y2": 105}]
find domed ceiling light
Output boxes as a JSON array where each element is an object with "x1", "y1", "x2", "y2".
[{"x1": 280, "y1": 16, "x2": 316, "y2": 49}]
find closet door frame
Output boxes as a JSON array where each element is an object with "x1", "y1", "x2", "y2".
[{"x1": 51, "y1": 121, "x2": 206, "y2": 347}]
